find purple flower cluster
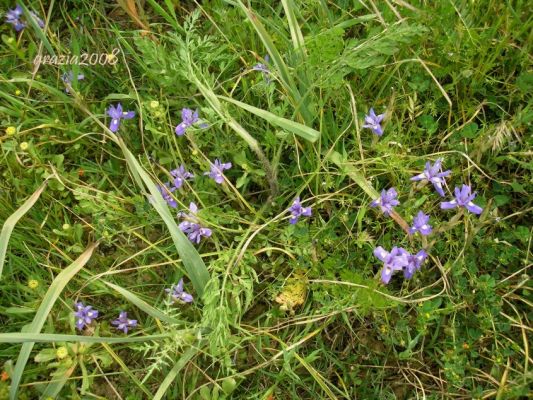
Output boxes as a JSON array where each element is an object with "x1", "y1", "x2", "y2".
[
  {"x1": 73, "y1": 279, "x2": 194, "y2": 334},
  {"x1": 374, "y1": 246, "x2": 427, "y2": 284},
  {"x1": 61, "y1": 71, "x2": 85, "y2": 93},
  {"x1": 107, "y1": 103, "x2": 136, "y2": 133},
  {"x1": 372, "y1": 157, "x2": 485, "y2": 285},
  {"x1": 441, "y1": 184, "x2": 483, "y2": 215},
  {"x1": 288, "y1": 197, "x2": 312, "y2": 224},
  {"x1": 204, "y1": 159, "x2": 232, "y2": 184},
  {"x1": 363, "y1": 108, "x2": 385, "y2": 137},
  {"x1": 370, "y1": 188, "x2": 399, "y2": 216},
  {"x1": 5, "y1": 4, "x2": 44, "y2": 32},
  {"x1": 175, "y1": 108, "x2": 208, "y2": 136},
  {"x1": 411, "y1": 158, "x2": 451, "y2": 197},
  {"x1": 252, "y1": 55, "x2": 271, "y2": 83},
  {"x1": 74, "y1": 302, "x2": 99, "y2": 331},
  {"x1": 155, "y1": 165, "x2": 195, "y2": 208},
  {"x1": 165, "y1": 278, "x2": 194, "y2": 303},
  {"x1": 178, "y1": 202, "x2": 212, "y2": 244}
]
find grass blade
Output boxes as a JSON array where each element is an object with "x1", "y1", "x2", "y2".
[
  {"x1": 281, "y1": 0, "x2": 306, "y2": 54},
  {"x1": 117, "y1": 138, "x2": 211, "y2": 297},
  {"x1": 103, "y1": 281, "x2": 180, "y2": 325},
  {"x1": 0, "y1": 182, "x2": 48, "y2": 280},
  {"x1": 235, "y1": 0, "x2": 312, "y2": 124},
  {"x1": 153, "y1": 346, "x2": 199, "y2": 400},
  {"x1": 219, "y1": 96, "x2": 320, "y2": 143},
  {"x1": 0, "y1": 333, "x2": 169, "y2": 344},
  {"x1": 9, "y1": 243, "x2": 98, "y2": 400}
]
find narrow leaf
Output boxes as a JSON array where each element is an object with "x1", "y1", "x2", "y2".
[
  {"x1": 219, "y1": 96, "x2": 320, "y2": 143},
  {"x1": 153, "y1": 346, "x2": 199, "y2": 400},
  {"x1": 103, "y1": 281, "x2": 180, "y2": 325},
  {"x1": 0, "y1": 182, "x2": 47, "y2": 280},
  {"x1": 0, "y1": 333, "x2": 169, "y2": 343},
  {"x1": 10, "y1": 243, "x2": 98, "y2": 400}
]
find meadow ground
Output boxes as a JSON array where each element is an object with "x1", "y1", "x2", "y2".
[{"x1": 0, "y1": 1, "x2": 531, "y2": 399}]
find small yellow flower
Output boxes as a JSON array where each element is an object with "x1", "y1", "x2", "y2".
[
  {"x1": 150, "y1": 100, "x2": 159, "y2": 109},
  {"x1": 62, "y1": 224, "x2": 71, "y2": 230},
  {"x1": 15, "y1": 90, "x2": 21, "y2": 96},
  {"x1": 192, "y1": 149, "x2": 198, "y2": 156},
  {"x1": 6, "y1": 126, "x2": 16, "y2": 136},
  {"x1": 28, "y1": 279, "x2": 39, "y2": 289},
  {"x1": 20, "y1": 142, "x2": 29, "y2": 151},
  {"x1": 106, "y1": 53, "x2": 116, "y2": 63},
  {"x1": 56, "y1": 346, "x2": 68, "y2": 359}
]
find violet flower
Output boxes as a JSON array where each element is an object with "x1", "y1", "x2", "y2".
[
  {"x1": 175, "y1": 108, "x2": 207, "y2": 136},
  {"x1": 157, "y1": 183, "x2": 177, "y2": 208},
  {"x1": 374, "y1": 246, "x2": 410, "y2": 284},
  {"x1": 252, "y1": 55, "x2": 271, "y2": 83},
  {"x1": 204, "y1": 159, "x2": 232, "y2": 184},
  {"x1": 107, "y1": 103, "x2": 135, "y2": 133},
  {"x1": 61, "y1": 71, "x2": 85, "y2": 93},
  {"x1": 409, "y1": 211, "x2": 432, "y2": 236},
  {"x1": 165, "y1": 278, "x2": 193, "y2": 303},
  {"x1": 288, "y1": 197, "x2": 312, "y2": 224},
  {"x1": 441, "y1": 184, "x2": 483, "y2": 215},
  {"x1": 362, "y1": 108, "x2": 385, "y2": 136},
  {"x1": 5, "y1": 4, "x2": 25, "y2": 31},
  {"x1": 170, "y1": 165, "x2": 194, "y2": 190},
  {"x1": 178, "y1": 202, "x2": 212, "y2": 244},
  {"x1": 410, "y1": 158, "x2": 451, "y2": 197},
  {"x1": 5, "y1": 4, "x2": 44, "y2": 31},
  {"x1": 404, "y1": 250, "x2": 428, "y2": 279},
  {"x1": 370, "y1": 188, "x2": 399, "y2": 216},
  {"x1": 112, "y1": 311, "x2": 137, "y2": 333},
  {"x1": 73, "y1": 302, "x2": 98, "y2": 331}
]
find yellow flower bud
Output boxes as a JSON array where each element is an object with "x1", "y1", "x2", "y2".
[
  {"x1": 6, "y1": 126, "x2": 16, "y2": 136},
  {"x1": 150, "y1": 100, "x2": 160, "y2": 109},
  {"x1": 28, "y1": 279, "x2": 39, "y2": 289},
  {"x1": 15, "y1": 90, "x2": 21, "y2": 96},
  {"x1": 56, "y1": 346, "x2": 68, "y2": 359},
  {"x1": 20, "y1": 142, "x2": 29, "y2": 151},
  {"x1": 62, "y1": 224, "x2": 71, "y2": 230}
]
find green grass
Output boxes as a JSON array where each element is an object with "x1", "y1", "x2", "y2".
[{"x1": 0, "y1": 0, "x2": 531, "y2": 399}]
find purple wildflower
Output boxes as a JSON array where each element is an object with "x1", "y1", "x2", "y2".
[
  {"x1": 178, "y1": 202, "x2": 212, "y2": 244},
  {"x1": 441, "y1": 184, "x2": 483, "y2": 215},
  {"x1": 170, "y1": 165, "x2": 194, "y2": 190},
  {"x1": 157, "y1": 183, "x2": 177, "y2": 208},
  {"x1": 204, "y1": 159, "x2": 232, "y2": 184},
  {"x1": 288, "y1": 197, "x2": 312, "y2": 224},
  {"x1": 252, "y1": 55, "x2": 271, "y2": 83},
  {"x1": 403, "y1": 250, "x2": 428, "y2": 279},
  {"x1": 410, "y1": 158, "x2": 451, "y2": 197},
  {"x1": 111, "y1": 311, "x2": 137, "y2": 333},
  {"x1": 73, "y1": 302, "x2": 99, "y2": 331},
  {"x1": 362, "y1": 108, "x2": 385, "y2": 136},
  {"x1": 165, "y1": 278, "x2": 194, "y2": 303},
  {"x1": 61, "y1": 71, "x2": 85, "y2": 93},
  {"x1": 5, "y1": 4, "x2": 25, "y2": 31},
  {"x1": 5, "y1": 5, "x2": 44, "y2": 31},
  {"x1": 374, "y1": 246, "x2": 410, "y2": 284},
  {"x1": 28, "y1": 10, "x2": 44, "y2": 28},
  {"x1": 175, "y1": 108, "x2": 207, "y2": 136},
  {"x1": 107, "y1": 103, "x2": 135, "y2": 133},
  {"x1": 370, "y1": 188, "x2": 399, "y2": 216},
  {"x1": 409, "y1": 211, "x2": 432, "y2": 236}
]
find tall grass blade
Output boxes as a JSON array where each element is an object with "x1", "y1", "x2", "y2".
[
  {"x1": 220, "y1": 96, "x2": 320, "y2": 143},
  {"x1": 0, "y1": 333, "x2": 169, "y2": 344},
  {"x1": 9, "y1": 243, "x2": 98, "y2": 400},
  {"x1": 235, "y1": 0, "x2": 312, "y2": 124},
  {"x1": 103, "y1": 281, "x2": 180, "y2": 325},
  {"x1": 0, "y1": 182, "x2": 48, "y2": 280},
  {"x1": 153, "y1": 346, "x2": 199, "y2": 400},
  {"x1": 116, "y1": 138, "x2": 210, "y2": 297},
  {"x1": 281, "y1": 0, "x2": 306, "y2": 54}
]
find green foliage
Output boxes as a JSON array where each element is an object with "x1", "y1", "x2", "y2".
[{"x1": 0, "y1": 0, "x2": 531, "y2": 398}]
